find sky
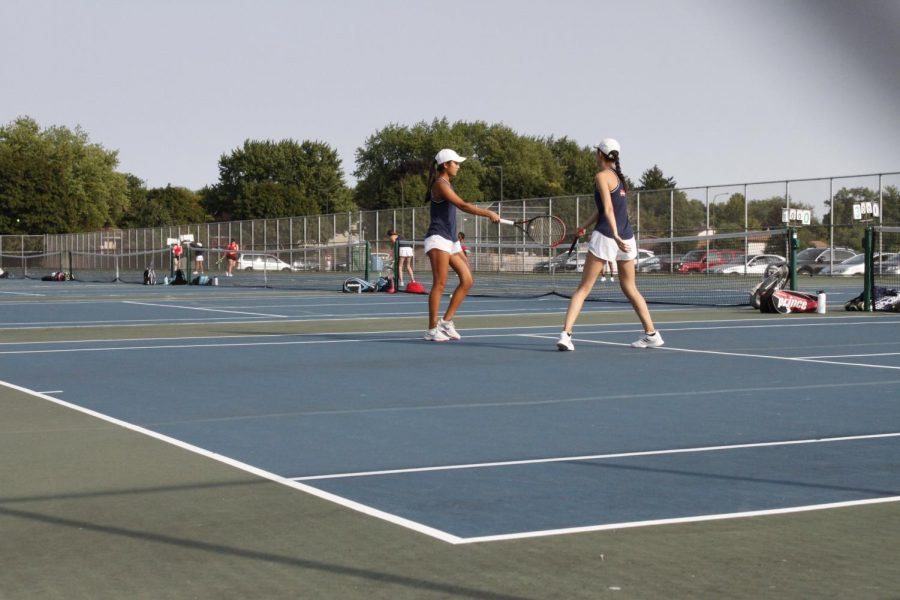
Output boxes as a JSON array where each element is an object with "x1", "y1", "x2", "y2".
[{"x1": 2, "y1": 0, "x2": 899, "y2": 193}]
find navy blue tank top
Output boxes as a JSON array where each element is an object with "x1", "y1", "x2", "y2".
[
  {"x1": 594, "y1": 174, "x2": 633, "y2": 239},
  {"x1": 426, "y1": 179, "x2": 457, "y2": 241}
]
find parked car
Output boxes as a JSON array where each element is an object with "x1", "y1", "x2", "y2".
[
  {"x1": 676, "y1": 249, "x2": 743, "y2": 273},
  {"x1": 794, "y1": 247, "x2": 857, "y2": 276},
  {"x1": 818, "y1": 252, "x2": 897, "y2": 276},
  {"x1": 654, "y1": 253, "x2": 680, "y2": 273},
  {"x1": 878, "y1": 255, "x2": 900, "y2": 275},
  {"x1": 291, "y1": 258, "x2": 320, "y2": 271},
  {"x1": 637, "y1": 255, "x2": 662, "y2": 273},
  {"x1": 533, "y1": 250, "x2": 586, "y2": 272},
  {"x1": 708, "y1": 253, "x2": 786, "y2": 275},
  {"x1": 237, "y1": 253, "x2": 296, "y2": 272},
  {"x1": 635, "y1": 249, "x2": 660, "y2": 272}
]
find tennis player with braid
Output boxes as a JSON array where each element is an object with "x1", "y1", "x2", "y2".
[
  {"x1": 424, "y1": 149, "x2": 501, "y2": 342},
  {"x1": 557, "y1": 139, "x2": 663, "y2": 351}
]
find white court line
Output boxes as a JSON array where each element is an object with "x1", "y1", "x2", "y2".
[
  {"x1": 294, "y1": 432, "x2": 900, "y2": 481},
  {"x1": 0, "y1": 380, "x2": 464, "y2": 544},
  {"x1": 795, "y1": 352, "x2": 900, "y2": 359},
  {"x1": 525, "y1": 334, "x2": 900, "y2": 371},
  {"x1": 0, "y1": 291, "x2": 46, "y2": 297},
  {"x1": 122, "y1": 300, "x2": 288, "y2": 318},
  {"x1": 459, "y1": 496, "x2": 900, "y2": 544},
  {"x1": 37, "y1": 390, "x2": 63, "y2": 394}
]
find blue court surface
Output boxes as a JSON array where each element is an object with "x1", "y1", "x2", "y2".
[{"x1": 1, "y1": 286, "x2": 898, "y2": 545}]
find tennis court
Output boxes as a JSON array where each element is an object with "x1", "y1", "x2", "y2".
[{"x1": 2, "y1": 279, "x2": 898, "y2": 598}]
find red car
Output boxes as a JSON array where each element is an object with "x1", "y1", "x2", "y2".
[{"x1": 676, "y1": 249, "x2": 743, "y2": 273}]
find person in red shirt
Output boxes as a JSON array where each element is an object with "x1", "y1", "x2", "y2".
[
  {"x1": 225, "y1": 239, "x2": 239, "y2": 277},
  {"x1": 172, "y1": 243, "x2": 183, "y2": 270}
]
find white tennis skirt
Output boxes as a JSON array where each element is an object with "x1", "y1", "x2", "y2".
[
  {"x1": 424, "y1": 235, "x2": 463, "y2": 255},
  {"x1": 398, "y1": 247, "x2": 414, "y2": 258},
  {"x1": 587, "y1": 230, "x2": 637, "y2": 262}
]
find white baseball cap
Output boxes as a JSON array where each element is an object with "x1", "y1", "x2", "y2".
[
  {"x1": 434, "y1": 149, "x2": 467, "y2": 165},
  {"x1": 596, "y1": 138, "x2": 621, "y2": 156}
]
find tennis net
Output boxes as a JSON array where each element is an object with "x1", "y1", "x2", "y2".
[
  {"x1": 872, "y1": 226, "x2": 900, "y2": 291},
  {"x1": 0, "y1": 251, "x2": 68, "y2": 280},
  {"x1": 394, "y1": 229, "x2": 789, "y2": 306}
]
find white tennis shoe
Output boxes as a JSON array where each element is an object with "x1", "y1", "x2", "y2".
[
  {"x1": 439, "y1": 318, "x2": 461, "y2": 340},
  {"x1": 425, "y1": 327, "x2": 450, "y2": 342},
  {"x1": 556, "y1": 331, "x2": 574, "y2": 351},
  {"x1": 631, "y1": 331, "x2": 664, "y2": 348}
]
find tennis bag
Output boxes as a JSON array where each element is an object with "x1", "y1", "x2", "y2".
[
  {"x1": 143, "y1": 267, "x2": 156, "y2": 285},
  {"x1": 761, "y1": 289, "x2": 818, "y2": 314},
  {"x1": 171, "y1": 269, "x2": 188, "y2": 285},
  {"x1": 750, "y1": 264, "x2": 789, "y2": 309},
  {"x1": 845, "y1": 287, "x2": 900, "y2": 311},
  {"x1": 342, "y1": 277, "x2": 374, "y2": 293},
  {"x1": 41, "y1": 271, "x2": 69, "y2": 282}
]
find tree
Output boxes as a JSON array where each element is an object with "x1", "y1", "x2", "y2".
[
  {"x1": 0, "y1": 116, "x2": 128, "y2": 234},
  {"x1": 352, "y1": 119, "x2": 599, "y2": 211},
  {"x1": 636, "y1": 165, "x2": 676, "y2": 191},
  {"x1": 204, "y1": 139, "x2": 354, "y2": 221},
  {"x1": 120, "y1": 178, "x2": 208, "y2": 228}
]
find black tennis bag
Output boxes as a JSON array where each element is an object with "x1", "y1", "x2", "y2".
[
  {"x1": 171, "y1": 269, "x2": 188, "y2": 285},
  {"x1": 845, "y1": 287, "x2": 900, "y2": 311},
  {"x1": 751, "y1": 264, "x2": 789, "y2": 310}
]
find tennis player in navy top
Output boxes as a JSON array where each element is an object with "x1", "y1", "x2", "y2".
[
  {"x1": 557, "y1": 139, "x2": 663, "y2": 351},
  {"x1": 424, "y1": 149, "x2": 501, "y2": 341}
]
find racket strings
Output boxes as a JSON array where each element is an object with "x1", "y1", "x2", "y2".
[{"x1": 527, "y1": 217, "x2": 566, "y2": 246}]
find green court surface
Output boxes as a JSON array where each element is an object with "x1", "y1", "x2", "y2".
[{"x1": 1, "y1": 286, "x2": 898, "y2": 599}]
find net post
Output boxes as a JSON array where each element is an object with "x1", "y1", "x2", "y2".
[
  {"x1": 863, "y1": 225, "x2": 873, "y2": 311},
  {"x1": 394, "y1": 235, "x2": 400, "y2": 280},
  {"x1": 186, "y1": 244, "x2": 193, "y2": 284},
  {"x1": 788, "y1": 227, "x2": 798, "y2": 291},
  {"x1": 364, "y1": 240, "x2": 370, "y2": 281}
]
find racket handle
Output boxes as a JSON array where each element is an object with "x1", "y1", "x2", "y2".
[{"x1": 498, "y1": 218, "x2": 514, "y2": 225}]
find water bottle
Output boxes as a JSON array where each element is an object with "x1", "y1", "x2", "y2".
[
  {"x1": 816, "y1": 290, "x2": 826, "y2": 314},
  {"x1": 212, "y1": 276, "x2": 219, "y2": 286},
  {"x1": 163, "y1": 275, "x2": 169, "y2": 285}
]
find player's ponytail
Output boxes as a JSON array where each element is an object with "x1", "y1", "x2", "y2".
[
  {"x1": 612, "y1": 153, "x2": 627, "y2": 193},
  {"x1": 424, "y1": 160, "x2": 438, "y2": 202},
  {"x1": 602, "y1": 150, "x2": 628, "y2": 193}
]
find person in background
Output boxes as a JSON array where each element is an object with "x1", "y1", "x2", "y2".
[
  {"x1": 457, "y1": 231, "x2": 470, "y2": 265},
  {"x1": 191, "y1": 241, "x2": 205, "y2": 274},
  {"x1": 387, "y1": 229, "x2": 416, "y2": 288},
  {"x1": 225, "y1": 239, "x2": 239, "y2": 277},
  {"x1": 172, "y1": 242, "x2": 183, "y2": 270}
]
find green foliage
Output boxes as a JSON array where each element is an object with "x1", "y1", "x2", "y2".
[
  {"x1": 353, "y1": 118, "x2": 600, "y2": 210},
  {"x1": 119, "y1": 177, "x2": 208, "y2": 228},
  {"x1": 636, "y1": 165, "x2": 677, "y2": 191},
  {"x1": 205, "y1": 139, "x2": 354, "y2": 220},
  {"x1": 0, "y1": 116, "x2": 128, "y2": 234}
]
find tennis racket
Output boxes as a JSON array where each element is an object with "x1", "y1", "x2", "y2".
[
  {"x1": 498, "y1": 216, "x2": 566, "y2": 247},
  {"x1": 566, "y1": 227, "x2": 587, "y2": 256}
]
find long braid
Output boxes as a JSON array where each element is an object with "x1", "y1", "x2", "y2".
[{"x1": 612, "y1": 153, "x2": 627, "y2": 193}]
